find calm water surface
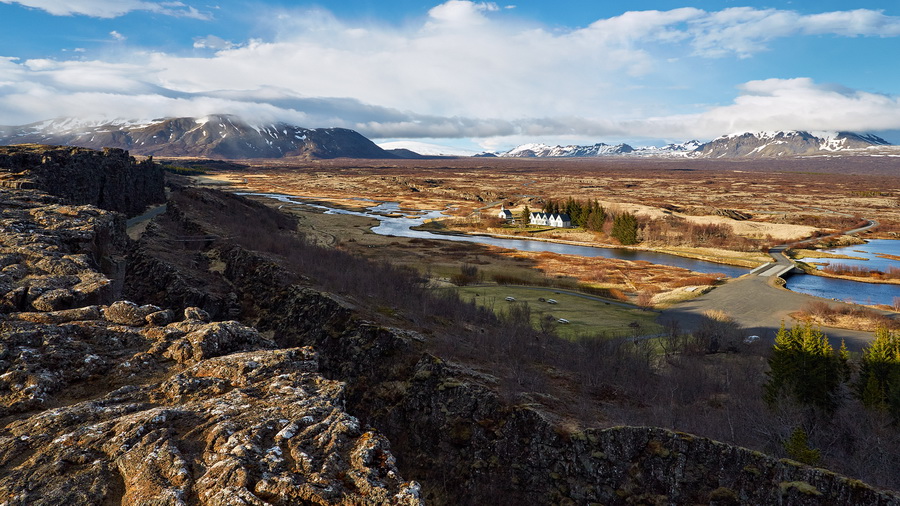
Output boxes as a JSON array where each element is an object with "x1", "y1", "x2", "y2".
[{"x1": 787, "y1": 240, "x2": 900, "y2": 305}]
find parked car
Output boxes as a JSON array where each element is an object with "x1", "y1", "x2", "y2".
[
  {"x1": 505, "y1": 296, "x2": 516, "y2": 301},
  {"x1": 744, "y1": 335, "x2": 760, "y2": 344},
  {"x1": 557, "y1": 318, "x2": 570, "y2": 324},
  {"x1": 547, "y1": 299, "x2": 558, "y2": 304}
]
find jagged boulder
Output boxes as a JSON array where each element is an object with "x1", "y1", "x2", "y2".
[
  {"x1": 103, "y1": 300, "x2": 161, "y2": 326},
  {"x1": 0, "y1": 348, "x2": 422, "y2": 505}
]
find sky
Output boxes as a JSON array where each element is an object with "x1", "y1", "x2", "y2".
[{"x1": 1, "y1": 0, "x2": 899, "y2": 151}]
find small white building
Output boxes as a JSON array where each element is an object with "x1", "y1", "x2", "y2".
[
  {"x1": 497, "y1": 206, "x2": 513, "y2": 221},
  {"x1": 529, "y1": 212, "x2": 571, "y2": 228}
]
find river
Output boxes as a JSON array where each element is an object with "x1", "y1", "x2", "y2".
[
  {"x1": 248, "y1": 193, "x2": 747, "y2": 277},
  {"x1": 246, "y1": 193, "x2": 898, "y2": 305},
  {"x1": 786, "y1": 240, "x2": 899, "y2": 306}
]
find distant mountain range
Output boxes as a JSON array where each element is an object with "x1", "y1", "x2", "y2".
[
  {"x1": 0, "y1": 115, "x2": 893, "y2": 159},
  {"x1": 498, "y1": 140, "x2": 703, "y2": 158},
  {"x1": 0, "y1": 115, "x2": 399, "y2": 159},
  {"x1": 497, "y1": 132, "x2": 892, "y2": 159}
]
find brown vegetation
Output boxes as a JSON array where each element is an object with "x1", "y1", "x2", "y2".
[
  {"x1": 794, "y1": 300, "x2": 900, "y2": 331},
  {"x1": 822, "y1": 262, "x2": 900, "y2": 281}
]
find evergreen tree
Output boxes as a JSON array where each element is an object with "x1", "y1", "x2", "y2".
[
  {"x1": 611, "y1": 212, "x2": 639, "y2": 245},
  {"x1": 856, "y1": 327, "x2": 900, "y2": 419},
  {"x1": 783, "y1": 427, "x2": 821, "y2": 465},
  {"x1": 586, "y1": 207, "x2": 606, "y2": 232},
  {"x1": 520, "y1": 205, "x2": 531, "y2": 226},
  {"x1": 764, "y1": 322, "x2": 843, "y2": 412},
  {"x1": 542, "y1": 199, "x2": 555, "y2": 214}
]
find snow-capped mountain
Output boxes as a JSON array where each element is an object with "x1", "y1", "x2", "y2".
[
  {"x1": 630, "y1": 140, "x2": 704, "y2": 156},
  {"x1": 0, "y1": 115, "x2": 398, "y2": 159},
  {"x1": 497, "y1": 133, "x2": 891, "y2": 159},
  {"x1": 695, "y1": 131, "x2": 891, "y2": 158},
  {"x1": 500, "y1": 142, "x2": 635, "y2": 157},
  {"x1": 377, "y1": 141, "x2": 479, "y2": 157},
  {"x1": 498, "y1": 140, "x2": 702, "y2": 158}
]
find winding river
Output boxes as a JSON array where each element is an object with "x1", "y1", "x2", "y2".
[{"x1": 247, "y1": 193, "x2": 898, "y2": 305}]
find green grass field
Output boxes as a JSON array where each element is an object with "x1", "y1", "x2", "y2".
[{"x1": 450, "y1": 284, "x2": 662, "y2": 339}]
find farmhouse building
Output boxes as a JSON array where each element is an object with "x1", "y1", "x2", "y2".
[{"x1": 529, "y1": 212, "x2": 571, "y2": 228}]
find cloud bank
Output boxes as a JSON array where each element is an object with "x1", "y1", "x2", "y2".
[
  {"x1": 0, "y1": 0, "x2": 209, "y2": 19},
  {"x1": 1, "y1": 1, "x2": 899, "y2": 144}
]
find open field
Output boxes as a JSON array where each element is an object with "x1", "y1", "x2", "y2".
[{"x1": 450, "y1": 284, "x2": 663, "y2": 339}]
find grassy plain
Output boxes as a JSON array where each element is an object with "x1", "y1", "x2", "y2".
[{"x1": 450, "y1": 285, "x2": 663, "y2": 339}]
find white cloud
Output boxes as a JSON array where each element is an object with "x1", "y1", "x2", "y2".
[
  {"x1": 687, "y1": 7, "x2": 900, "y2": 57},
  {"x1": 681, "y1": 78, "x2": 900, "y2": 136},
  {"x1": 2, "y1": 3, "x2": 900, "y2": 145},
  {"x1": 193, "y1": 35, "x2": 236, "y2": 50},
  {"x1": 428, "y1": 1, "x2": 499, "y2": 24},
  {"x1": 0, "y1": 0, "x2": 210, "y2": 19},
  {"x1": 109, "y1": 31, "x2": 126, "y2": 41}
]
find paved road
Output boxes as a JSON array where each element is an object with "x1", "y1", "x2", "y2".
[
  {"x1": 658, "y1": 274, "x2": 883, "y2": 351},
  {"x1": 659, "y1": 218, "x2": 891, "y2": 351}
]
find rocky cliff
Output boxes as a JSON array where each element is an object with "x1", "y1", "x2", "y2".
[
  {"x1": 0, "y1": 149, "x2": 421, "y2": 505},
  {"x1": 122, "y1": 184, "x2": 900, "y2": 505},
  {"x1": 0, "y1": 144, "x2": 164, "y2": 216}
]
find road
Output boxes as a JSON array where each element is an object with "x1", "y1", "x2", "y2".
[
  {"x1": 659, "y1": 218, "x2": 891, "y2": 351},
  {"x1": 126, "y1": 203, "x2": 167, "y2": 239}
]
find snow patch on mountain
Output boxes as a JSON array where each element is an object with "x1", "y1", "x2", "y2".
[
  {"x1": 377, "y1": 141, "x2": 479, "y2": 157},
  {"x1": 498, "y1": 140, "x2": 702, "y2": 158}
]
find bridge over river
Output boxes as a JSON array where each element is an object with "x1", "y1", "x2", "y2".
[{"x1": 659, "y1": 219, "x2": 896, "y2": 351}]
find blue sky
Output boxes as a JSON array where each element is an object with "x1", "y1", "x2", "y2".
[{"x1": 1, "y1": 0, "x2": 899, "y2": 149}]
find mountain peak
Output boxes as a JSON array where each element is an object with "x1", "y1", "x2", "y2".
[
  {"x1": 0, "y1": 115, "x2": 399, "y2": 160},
  {"x1": 698, "y1": 130, "x2": 891, "y2": 158}
]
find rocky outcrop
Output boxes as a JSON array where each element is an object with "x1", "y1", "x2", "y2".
[
  {"x1": 0, "y1": 322, "x2": 421, "y2": 505},
  {"x1": 0, "y1": 144, "x2": 164, "y2": 216},
  {"x1": 0, "y1": 152, "x2": 420, "y2": 504},
  {"x1": 0, "y1": 187, "x2": 128, "y2": 312}
]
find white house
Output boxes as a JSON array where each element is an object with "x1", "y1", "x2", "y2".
[
  {"x1": 529, "y1": 212, "x2": 571, "y2": 228},
  {"x1": 529, "y1": 212, "x2": 548, "y2": 226},
  {"x1": 549, "y1": 213, "x2": 571, "y2": 227},
  {"x1": 497, "y1": 206, "x2": 513, "y2": 221}
]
